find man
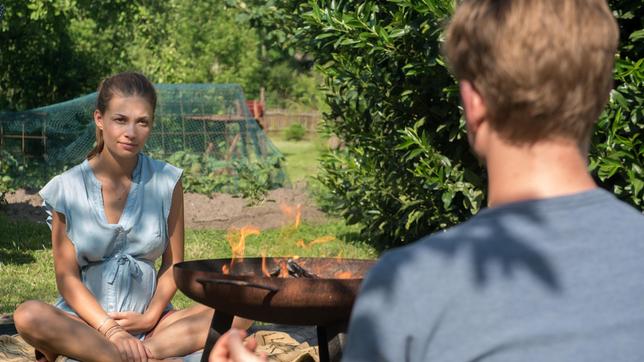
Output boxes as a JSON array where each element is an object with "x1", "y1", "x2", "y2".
[{"x1": 212, "y1": 0, "x2": 644, "y2": 361}]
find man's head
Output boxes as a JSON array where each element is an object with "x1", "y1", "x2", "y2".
[{"x1": 444, "y1": 0, "x2": 619, "y2": 148}]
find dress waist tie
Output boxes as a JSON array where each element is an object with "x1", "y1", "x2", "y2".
[{"x1": 106, "y1": 253, "x2": 142, "y2": 285}]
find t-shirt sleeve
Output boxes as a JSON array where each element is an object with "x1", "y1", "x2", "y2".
[{"x1": 39, "y1": 175, "x2": 67, "y2": 229}]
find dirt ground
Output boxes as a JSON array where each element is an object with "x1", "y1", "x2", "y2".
[{"x1": 1, "y1": 182, "x2": 329, "y2": 230}]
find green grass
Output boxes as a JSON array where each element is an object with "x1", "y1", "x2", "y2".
[
  {"x1": 0, "y1": 217, "x2": 56, "y2": 314},
  {"x1": 269, "y1": 131, "x2": 326, "y2": 183},
  {"x1": 0, "y1": 214, "x2": 376, "y2": 313}
]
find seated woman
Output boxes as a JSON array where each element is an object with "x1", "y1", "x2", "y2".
[{"x1": 14, "y1": 71, "x2": 251, "y2": 362}]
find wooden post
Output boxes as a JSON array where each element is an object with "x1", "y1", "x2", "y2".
[
  {"x1": 203, "y1": 118, "x2": 208, "y2": 152},
  {"x1": 161, "y1": 117, "x2": 166, "y2": 154},
  {"x1": 202, "y1": 103, "x2": 208, "y2": 152},
  {"x1": 179, "y1": 90, "x2": 186, "y2": 150},
  {"x1": 43, "y1": 120, "x2": 47, "y2": 160}
]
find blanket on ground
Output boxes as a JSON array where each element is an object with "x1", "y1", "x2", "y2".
[{"x1": 0, "y1": 331, "x2": 319, "y2": 362}]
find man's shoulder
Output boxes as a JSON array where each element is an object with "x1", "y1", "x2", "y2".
[{"x1": 367, "y1": 222, "x2": 479, "y2": 282}]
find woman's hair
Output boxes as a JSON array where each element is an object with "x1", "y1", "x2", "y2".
[
  {"x1": 87, "y1": 72, "x2": 157, "y2": 160},
  {"x1": 443, "y1": 0, "x2": 619, "y2": 145}
]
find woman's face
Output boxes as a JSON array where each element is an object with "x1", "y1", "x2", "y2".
[{"x1": 94, "y1": 94, "x2": 153, "y2": 160}]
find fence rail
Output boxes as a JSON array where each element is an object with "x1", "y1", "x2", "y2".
[{"x1": 262, "y1": 109, "x2": 320, "y2": 132}]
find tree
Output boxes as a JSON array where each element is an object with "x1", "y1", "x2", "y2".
[{"x1": 0, "y1": 0, "x2": 100, "y2": 110}]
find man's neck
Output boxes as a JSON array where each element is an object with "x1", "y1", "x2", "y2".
[{"x1": 485, "y1": 138, "x2": 597, "y2": 208}]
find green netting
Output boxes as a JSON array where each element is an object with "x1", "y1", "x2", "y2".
[{"x1": 0, "y1": 84, "x2": 286, "y2": 192}]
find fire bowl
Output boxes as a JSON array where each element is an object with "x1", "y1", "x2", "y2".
[{"x1": 174, "y1": 257, "x2": 376, "y2": 326}]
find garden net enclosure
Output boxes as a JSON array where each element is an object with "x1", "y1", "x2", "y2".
[{"x1": 0, "y1": 84, "x2": 286, "y2": 193}]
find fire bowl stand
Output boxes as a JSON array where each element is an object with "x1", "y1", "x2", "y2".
[{"x1": 200, "y1": 310, "x2": 346, "y2": 362}]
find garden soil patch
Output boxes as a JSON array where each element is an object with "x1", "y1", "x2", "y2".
[{"x1": 2, "y1": 182, "x2": 329, "y2": 230}]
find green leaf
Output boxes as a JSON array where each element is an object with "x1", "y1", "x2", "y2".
[
  {"x1": 441, "y1": 190, "x2": 454, "y2": 209},
  {"x1": 629, "y1": 29, "x2": 644, "y2": 42}
]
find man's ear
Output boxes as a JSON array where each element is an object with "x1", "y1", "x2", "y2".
[
  {"x1": 459, "y1": 80, "x2": 486, "y2": 134},
  {"x1": 94, "y1": 110, "x2": 104, "y2": 131}
]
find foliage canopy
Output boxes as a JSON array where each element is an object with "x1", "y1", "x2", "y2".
[{"x1": 0, "y1": 0, "x2": 321, "y2": 111}]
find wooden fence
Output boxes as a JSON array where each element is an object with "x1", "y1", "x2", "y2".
[{"x1": 262, "y1": 109, "x2": 320, "y2": 132}]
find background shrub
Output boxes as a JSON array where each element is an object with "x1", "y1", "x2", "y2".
[{"x1": 284, "y1": 123, "x2": 307, "y2": 141}]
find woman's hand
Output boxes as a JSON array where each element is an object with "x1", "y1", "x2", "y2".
[
  {"x1": 209, "y1": 329, "x2": 266, "y2": 362},
  {"x1": 109, "y1": 311, "x2": 156, "y2": 334},
  {"x1": 108, "y1": 328, "x2": 152, "y2": 362}
]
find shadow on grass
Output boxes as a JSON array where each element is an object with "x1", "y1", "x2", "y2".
[{"x1": 0, "y1": 212, "x2": 50, "y2": 265}]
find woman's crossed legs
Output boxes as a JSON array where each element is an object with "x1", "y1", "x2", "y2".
[{"x1": 14, "y1": 301, "x2": 252, "y2": 361}]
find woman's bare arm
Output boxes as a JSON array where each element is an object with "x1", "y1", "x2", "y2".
[
  {"x1": 51, "y1": 211, "x2": 111, "y2": 329},
  {"x1": 115, "y1": 180, "x2": 185, "y2": 332}
]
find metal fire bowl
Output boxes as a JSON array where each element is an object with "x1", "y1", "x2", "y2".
[{"x1": 174, "y1": 258, "x2": 376, "y2": 326}]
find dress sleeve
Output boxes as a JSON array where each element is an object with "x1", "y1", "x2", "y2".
[
  {"x1": 39, "y1": 175, "x2": 67, "y2": 229},
  {"x1": 162, "y1": 163, "x2": 184, "y2": 223}
]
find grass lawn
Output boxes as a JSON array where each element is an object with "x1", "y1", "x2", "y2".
[{"x1": 268, "y1": 131, "x2": 326, "y2": 183}]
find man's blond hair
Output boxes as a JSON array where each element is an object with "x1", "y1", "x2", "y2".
[{"x1": 444, "y1": 0, "x2": 619, "y2": 144}]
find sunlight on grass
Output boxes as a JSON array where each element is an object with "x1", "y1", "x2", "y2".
[
  {"x1": 269, "y1": 131, "x2": 326, "y2": 183},
  {"x1": 0, "y1": 214, "x2": 376, "y2": 313},
  {"x1": 0, "y1": 216, "x2": 56, "y2": 313}
]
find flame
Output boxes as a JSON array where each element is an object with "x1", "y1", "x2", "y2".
[
  {"x1": 280, "y1": 203, "x2": 302, "y2": 229},
  {"x1": 308, "y1": 236, "x2": 335, "y2": 246},
  {"x1": 226, "y1": 225, "x2": 260, "y2": 266},
  {"x1": 221, "y1": 264, "x2": 230, "y2": 275},
  {"x1": 279, "y1": 260, "x2": 289, "y2": 278},
  {"x1": 294, "y1": 204, "x2": 301, "y2": 228},
  {"x1": 261, "y1": 251, "x2": 270, "y2": 277},
  {"x1": 334, "y1": 271, "x2": 353, "y2": 279},
  {"x1": 296, "y1": 235, "x2": 335, "y2": 249}
]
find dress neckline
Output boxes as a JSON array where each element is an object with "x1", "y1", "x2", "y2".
[{"x1": 81, "y1": 154, "x2": 143, "y2": 227}]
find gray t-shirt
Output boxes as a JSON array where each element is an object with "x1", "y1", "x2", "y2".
[{"x1": 343, "y1": 189, "x2": 644, "y2": 362}]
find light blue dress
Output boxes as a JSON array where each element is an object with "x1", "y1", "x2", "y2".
[{"x1": 39, "y1": 153, "x2": 183, "y2": 321}]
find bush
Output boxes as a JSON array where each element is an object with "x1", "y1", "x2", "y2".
[
  {"x1": 284, "y1": 123, "x2": 307, "y2": 141},
  {"x1": 0, "y1": 149, "x2": 17, "y2": 206},
  {"x1": 589, "y1": 1, "x2": 644, "y2": 209},
  {"x1": 288, "y1": 1, "x2": 478, "y2": 249},
  {"x1": 284, "y1": 0, "x2": 643, "y2": 250}
]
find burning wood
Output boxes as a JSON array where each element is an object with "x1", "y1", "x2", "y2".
[{"x1": 269, "y1": 258, "x2": 319, "y2": 279}]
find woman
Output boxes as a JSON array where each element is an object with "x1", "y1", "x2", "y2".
[{"x1": 14, "y1": 72, "x2": 250, "y2": 362}]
